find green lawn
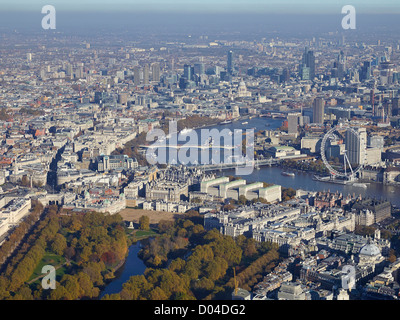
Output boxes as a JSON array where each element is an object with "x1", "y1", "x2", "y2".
[
  {"x1": 134, "y1": 229, "x2": 158, "y2": 238},
  {"x1": 28, "y1": 252, "x2": 66, "y2": 283}
]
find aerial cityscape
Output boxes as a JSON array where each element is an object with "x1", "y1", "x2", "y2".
[{"x1": 1, "y1": 0, "x2": 400, "y2": 305}]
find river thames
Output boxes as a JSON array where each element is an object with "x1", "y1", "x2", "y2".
[
  {"x1": 197, "y1": 116, "x2": 400, "y2": 208},
  {"x1": 152, "y1": 116, "x2": 400, "y2": 207}
]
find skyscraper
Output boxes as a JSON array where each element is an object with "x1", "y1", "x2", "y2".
[
  {"x1": 379, "y1": 61, "x2": 395, "y2": 85},
  {"x1": 336, "y1": 51, "x2": 346, "y2": 79},
  {"x1": 282, "y1": 68, "x2": 290, "y2": 82},
  {"x1": 143, "y1": 64, "x2": 150, "y2": 85},
  {"x1": 183, "y1": 64, "x2": 193, "y2": 81},
  {"x1": 194, "y1": 62, "x2": 205, "y2": 75},
  {"x1": 360, "y1": 61, "x2": 372, "y2": 82},
  {"x1": 151, "y1": 63, "x2": 160, "y2": 82},
  {"x1": 346, "y1": 127, "x2": 367, "y2": 166},
  {"x1": 299, "y1": 66, "x2": 310, "y2": 81},
  {"x1": 312, "y1": 98, "x2": 325, "y2": 124},
  {"x1": 287, "y1": 113, "x2": 301, "y2": 135},
  {"x1": 133, "y1": 66, "x2": 141, "y2": 86},
  {"x1": 227, "y1": 50, "x2": 234, "y2": 75},
  {"x1": 392, "y1": 97, "x2": 400, "y2": 116},
  {"x1": 169, "y1": 58, "x2": 175, "y2": 72},
  {"x1": 94, "y1": 91, "x2": 106, "y2": 104},
  {"x1": 75, "y1": 65, "x2": 84, "y2": 79},
  {"x1": 66, "y1": 63, "x2": 73, "y2": 78},
  {"x1": 300, "y1": 47, "x2": 315, "y2": 80}
]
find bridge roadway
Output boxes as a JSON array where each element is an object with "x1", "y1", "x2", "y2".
[
  {"x1": 384, "y1": 144, "x2": 400, "y2": 152},
  {"x1": 190, "y1": 158, "x2": 282, "y2": 171}
]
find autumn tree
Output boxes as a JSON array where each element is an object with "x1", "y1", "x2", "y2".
[
  {"x1": 139, "y1": 215, "x2": 150, "y2": 231},
  {"x1": 243, "y1": 238, "x2": 257, "y2": 259},
  {"x1": 50, "y1": 234, "x2": 67, "y2": 255},
  {"x1": 158, "y1": 219, "x2": 174, "y2": 234},
  {"x1": 223, "y1": 203, "x2": 235, "y2": 211},
  {"x1": 238, "y1": 195, "x2": 248, "y2": 205},
  {"x1": 149, "y1": 287, "x2": 168, "y2": 300},
  {"x1": 205, "y1": 257, "x2": 228, "y2": 281},
  {"x1": 48, "y1": 284, "x2": 72, "y2": 300}
]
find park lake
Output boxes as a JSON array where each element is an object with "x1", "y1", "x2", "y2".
[{"x1": 99, "y1": 240, "x2": 147, "y2": 299}]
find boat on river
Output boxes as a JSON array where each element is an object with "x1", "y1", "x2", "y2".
[
  {"x1": 281, "y1": 171, "x2": 295, "y2": 177},
  {"x1": 352, "y1": 183, "x2": 368, "y2": 188},
  {"x1": 181, "y1": 128, "x2": 193, "y2": 134},
  {"x1": 220, "y1": 120, "x2": 232, "y2": 125}
]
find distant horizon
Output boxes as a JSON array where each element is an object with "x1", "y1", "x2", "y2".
[
  {"x1": 1, "y1": 10, "x2": 399, "y2": 36},
  {"x1": 3, "y1": 11, "x2": 400, "y2": 15},
  {"x1": 2, "y1": 0, "x2": 400, "y2": 15},
  {"x1": 3, "y1": 10, "x2": 400, "y2": 15}
]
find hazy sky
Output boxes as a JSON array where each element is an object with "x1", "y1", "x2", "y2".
[{"x1": 2, "y1": 0, "x2": 400, "y2": 14}]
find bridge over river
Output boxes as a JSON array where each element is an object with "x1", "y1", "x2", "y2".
[{"x1": 188, "y1": 158, "x2": 282, "y2": 171}]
